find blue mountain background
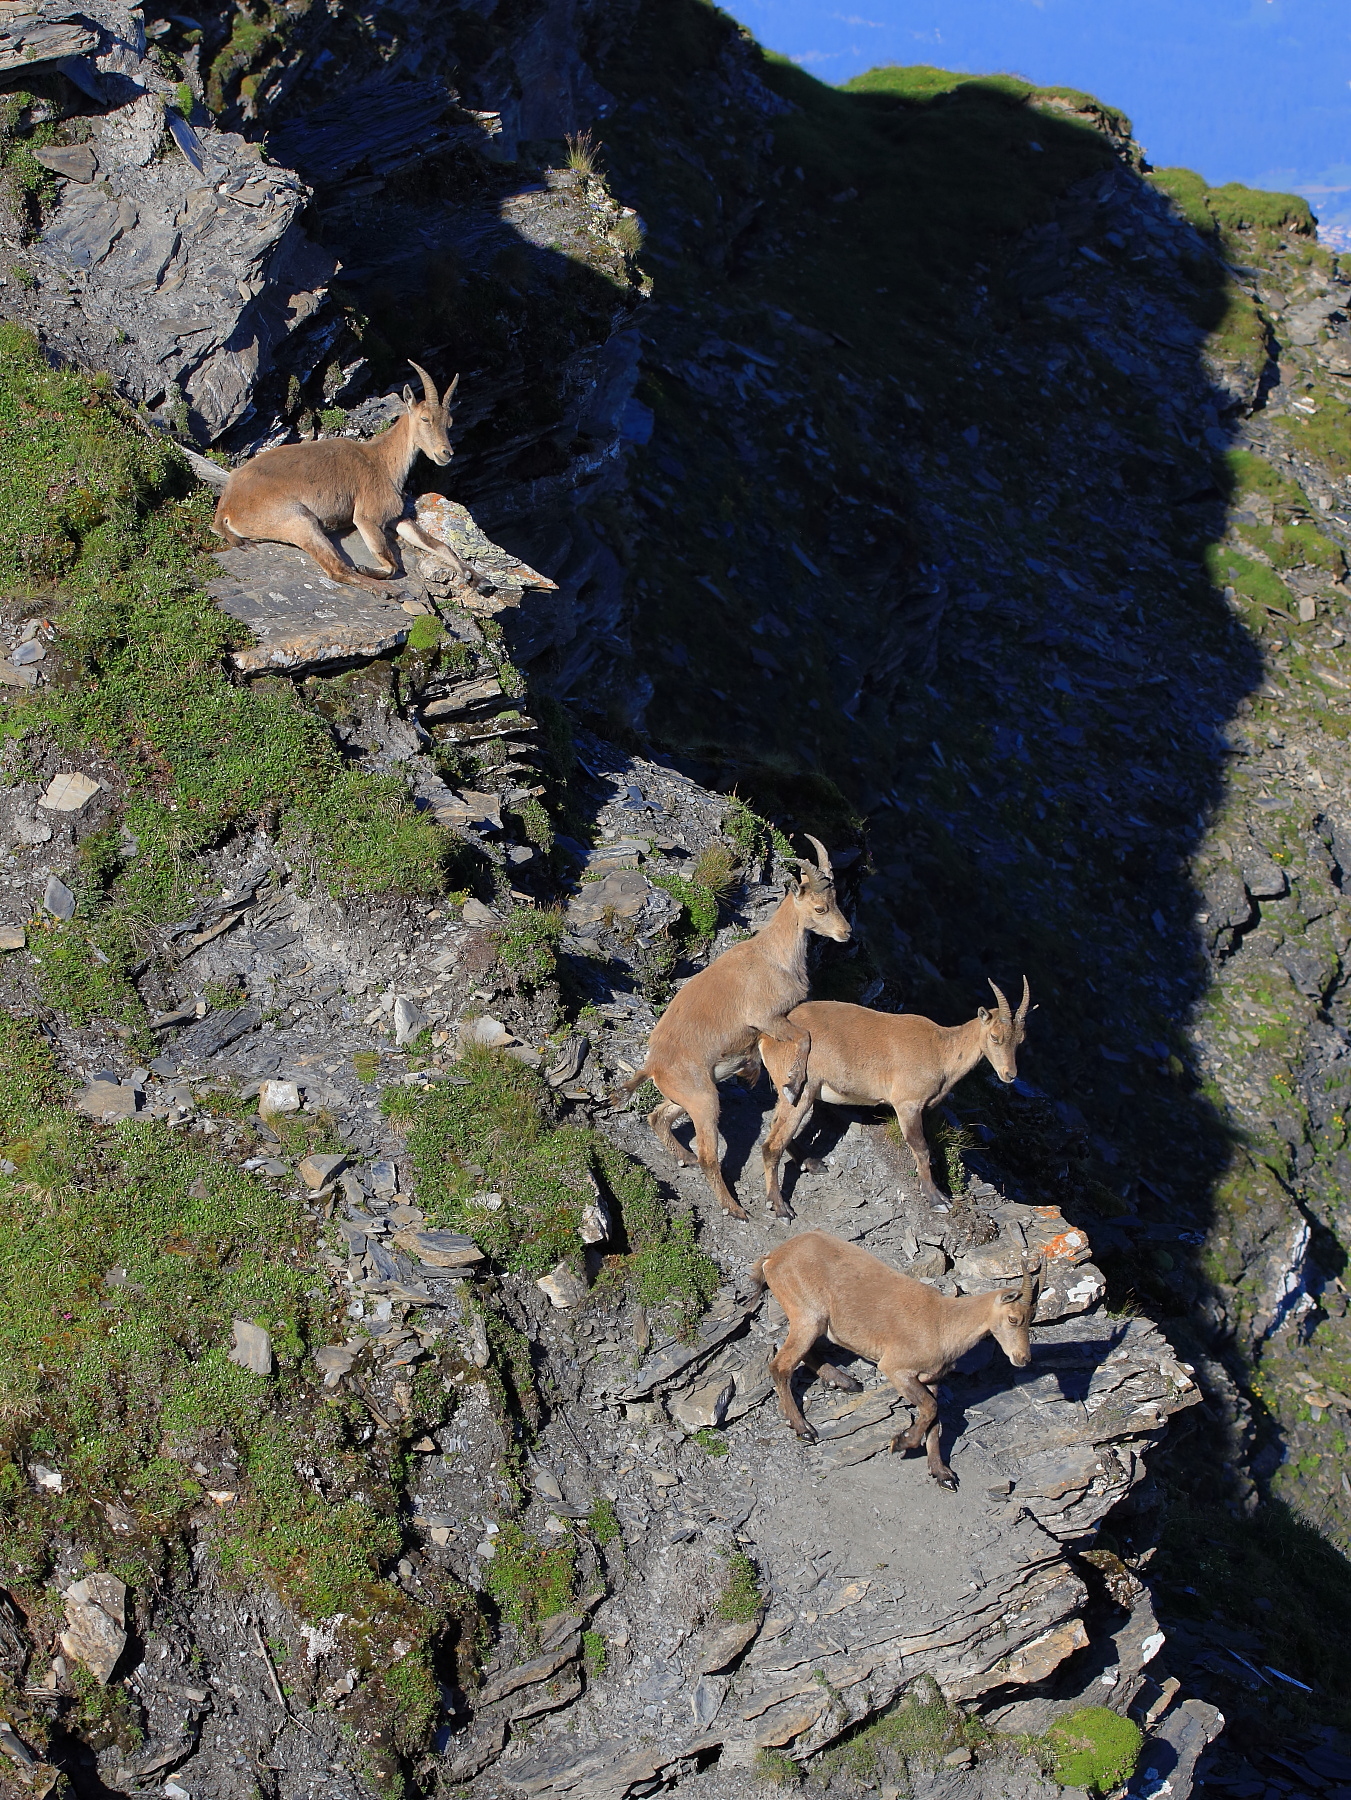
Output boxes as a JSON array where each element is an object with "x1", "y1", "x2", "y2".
[{"x1": 732, "y1": 0, "x2": 1351, "y2": 242}]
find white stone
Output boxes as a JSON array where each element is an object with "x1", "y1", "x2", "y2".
[
  {"x1": 393, "y1": 996, "x2": 425, "y2": 1046},
  {"x1": 61, "y1": 1574, "x2": 127, "y2": 1684},
  {"x1": 38, "y1": 771, "x2": 101, "y2": 812},
  {"x1": 670, "y1": 1376, "x2": 735, "y2": 1432},
  {"x1": 463, "y1": 1014, "x2": 513, "y2": 1048},
  {"x1": 536, "y1": 1262, "x2": 587, "y2": 1309},
  {"x1": 258, "y1": 1078, "x2": 301, "y2": 1119},
  {"x1": 579, "y1": 1198, "x2": 610, "y2": 1245}
]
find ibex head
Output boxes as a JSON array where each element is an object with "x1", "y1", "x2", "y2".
[
  {"x1": 977, "y1": 975, "x2": 1031, "y2": 1084},
  {"x1": 992, "y1": 1256, "x2": 1040, "y2": 1367},
  {"x1": 402, "y1": 361, "x2": 459, "y2": 468},
  {"x1": 786, "y1": 834, "x2": 851, "y2": 943}
]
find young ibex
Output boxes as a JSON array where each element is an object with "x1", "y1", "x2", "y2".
[
  {"x1": 757, "y1": 978, "x2": 1031, "y2": 1215},
  {"x1": 212, "y1": 362, "x2": 473, "y2": 594},
  {"x1": 752, "y1": 1229, "x2": 1040, "y2": 1488},
  {"x1": 611, "y1": 838, "x2": 851, "y2": 1219}
]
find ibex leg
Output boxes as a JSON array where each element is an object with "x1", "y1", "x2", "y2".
[
  {"x1": 684, "y1": 1082, "x2": 749, "y2": 1220},
  {"x1": 352, "y1": 509, "x2": 399, "y2": 575},
  {"x1": 893, "y1": 1098, "x2": 944, "y2": 1204},
  {"x1": 648, "y1": 1100, "x2": 695, "y2": 1167},
  {"x1": 803, "y1": 1343, "x2": 862, "y2": 1392},
  {"x1": 770, "y1": 1315, "x2": 828, "y2": 1441},
  {"x1": 267, "y1": 504, "x2": 393, "y2": 595},
  {"x1": 761, "y1": 1087, "x2": 816, "y2": 1219},
  {"x1": 395, "y1": 516, "x2": 472, "y2": 580},
  {"x1": 883, "y1": 1366, "x2": 954, "y2": 1486}
]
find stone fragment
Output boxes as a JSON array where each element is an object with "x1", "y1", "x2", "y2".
[
  {"x1": 567, "y1": 870, "x2": 651, "y2": 928},
  {"x1": 371, "y1": 1159, "x2": 398, "y2": 1197},
  {"x1": 33, "y1": 143, "x2": 99, "y2": 183},
  {"x1": 478, "y1": 1636, "x2": 581, "y2": 1707},
  {"x1": 60, "y1": 1575, "x2": 127, "y2": 1685},
  {"x1": 533, "y1": 1467, "x2": 563, "y2": 1502},
  {"x1": 0, "y1": 925, "x2": 23, "y2": 951},
  {"x1": 258, "y1": 1079, "x2": 301, "y2": 1119},
  {"x1": 461, "y1": 898, "x2": 499, "y2": 926},
  {"x1": 699, "y1": 1617, "x2": 761, "y2": 1674},
  {"x1": 578, "y1": 1197, "x2": 609, "y2": 1245},
  {"x1": 38, "y1": 772, "x2": 100, "y2": 812},
  {"x1": 392, "y1": 1228, "x2": 484, "y2": 1269},
  {"x1": 299, "y1": 1151, "x2": 349, "y2": 1190},
  {"x1": 906, "y1": 1246, "x2": 948, "y2": 1280},
  {"x1": 228, "y1": 1321, "x2": 274, "y2": 1375},
  {"x1": 74, "y1": 1081, "x2": 139, "y2": 1121},
  {"x1": 463, "y1": 1014, "x2": 513, "y2": 1048},
  {"x1": 171, "y1": 1006, "x2": 260, "y2": 1060},
  {"x1": 12, "y1": 639, "x2": 44, "y2": 665},
  {"x1": 670, "y1": 1376, "x2": 734, "y2": 1433},
  {"x1": 434, "y1": 789, "x2": 503, "y2": 830},
  {"x1": 43, "y1": 876, "x2": 76, "y2": 921},
  {"x1": 536, "y1": 1263, "x2": 587, "y2": 1309},
  {"x1": 690, "y1": 1675, "x2": 728, "y2": 1728},
  {"x1": 393, "y1": 996, "x2": 425, "y2": 1046},
  {"x1": 421, "y1": 676, "x2": 503, "y2": 719},
  {"x1": 314, "y1": 1345, "x2": 357, "y2": 1386},
  {"x1": 0, "y1": 661, "x2": 38, "y2": 687}
]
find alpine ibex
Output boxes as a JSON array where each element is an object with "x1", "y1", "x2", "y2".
[
  {"x1": 612, "y1": 838, "x2": 850, "y2": 1219},
  {"x1": 212, "y1": 362, "x2": 473, "y2": 594},
  {"x1": 757, "y1": 979, "x2": 1030, "y2": 1215},
  {"x1": 752, "y1": 1229, "x2": 1040, "y2": 1488}
]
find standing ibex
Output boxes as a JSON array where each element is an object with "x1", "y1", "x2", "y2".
[
  {"x1": 757, "y1": 979, "x2": 1030, "y2": 1215},
  {"x1": 752, "y1": 1229, "x2": 1040, "y2": 1488},
  {"x1": 611, "y1": 838, "x2": 850, "y2": 1219},
  {"x1": 212, "y1": 362, "x2": 473, "y2": 594}
]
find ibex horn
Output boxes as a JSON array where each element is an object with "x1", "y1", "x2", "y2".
[
  {"x1": 1020, "y1": 1256, "x2": 1040, "y2": 1308},
  {"x1": 987, "y1": 978, "x2": 1013, "y2": 1025},
  {"x1": 1016, "y1": 974, "x2": 1031, "y2": 1024},
  {"x1": 804, "y1": 834, "x2": 833, "y2": 879},
  {"x1": 407, "y1": 360, "x2": 438, "y2": 406},
  {"x1": 442, "y1": 371, "x2": 460, "y2": 411}
]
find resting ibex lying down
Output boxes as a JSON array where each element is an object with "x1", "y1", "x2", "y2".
[
  {"x1": 612, "y1": 838, "x2": 850, "y2": 1219},
  {"x1": 757, "y1": 978, "x2": 1030, "y2": 1215},
  {"x1": 212, "y1": 362, "x2": 473, "y2": 594},
  {"x1": 753, "y1": 1229, "x2": 1040, "y2": 1488}
]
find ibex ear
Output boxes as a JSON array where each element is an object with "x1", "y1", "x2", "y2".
[
  {"x1": 401, "y1": 384, "x2": 415, "y2": 409},
  {"x1": 785, "y1": 875, "x2": 801, "y2": 897},
  {"x1": 977, "y1": 1006, "x2": 990, "y2": 1023}
]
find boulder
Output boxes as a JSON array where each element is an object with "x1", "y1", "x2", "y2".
[
  {"x1": 74, "y1": 1080, "x2": 139, "y2": 1120},
  {"x1": 536, "y1": 1263, "x2": 587, "y2": 1309},
  {"x1": 258, "y1": 1079, "x2": 301, "y2": 1120},
  {"x1": 392, "y1": 1229, "x2": 484, "y2": 1269},
  {"x1": 38, "y1": 771, "x2": 101, "y2": 812},
  {"x1": 299, "y1": 1151, "x2": 348, "y2": 1191},
  {"x1": 670, "y1": 1376, "x2": 734, "y2": 1432}
]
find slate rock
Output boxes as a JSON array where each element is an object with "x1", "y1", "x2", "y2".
[
  {"x1": 43, "y1": 876, "x2": 76, "y2": 920},
  {"x1": 392, "y1": 1228, "x2": 484, "y2": 1269},
  {"x1": 314, "y1": 1345, "x2": 357, "y2": 1387},
  {"x1": 393, "y1": 997, "x2": 425, "y2": 1047},
  {"x1": 228, "y1": 1320, "x2": 273, "y2": 1375},
  {"x1": 461, "y1": 898, "x2": 499, "y2": 926},
  {"x1": 60, "y1": 1575, "x2": 127, "y2": 1685},
  {"x1": 0, "y1": 925, "x2": 25, "y2": 951},
  {"x1": 38, "y1": 771, "x2": 101, "y2": 812},
  {"x1": 699, "y1": 1616, "x2": 761, "y2": 1674},
  {"x1": 370, "y1": 1159, "x2": 398, "y2": 1197},
  {"x1": 33, "y1": 143, "x2": 99, "y2": 183},
  {"x1": 567, "y1": 869, "x2": 651, "y2": 928},
  {"x1": 75, "y1": 1080, "x2": 139, "y2": 1120},
  {"x1": 299, "y1": 1151, "x2": 348, "y2": 1190},
  {"x1": 1240, "y1": 850, "x2": 1288, "y2": 899},
  {"x1": 173, "y1": 1006, "x2": 260, "y2": 1061},
  {"x1": 670, "y1": 1376, "x2": 734, "y2": 1432}
]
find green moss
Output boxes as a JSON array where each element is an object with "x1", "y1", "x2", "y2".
[
  {"x1": 383, "y1": 1050, "x2": 718, "y2": 1322},
  {"x1": 404, "y1": 613, "x2": 444, "y2": 652},
  {"x1": 352, "y1": 1052, "x2": 381, "y2": 1084},
  {"x1": 1206, "y1": 544, "x2": 1293, "y2": 616},
  {"x1": 754, "y1": 1749, "x2": 801, "y2": 1785},
  {"x1": 582, "y1": 1626, "x2": 607, "y2": 1674},
  {"x1": 586, "y1": 1494, "x2": 621, "y2": 1545},
  {"x1": 649, "y1": 870, "x2": 720, "y2": 945},
  {"x1": 484, "y1": 1520, "x2": 574, "y2": 1633},
  {"x1": 715, "y1": 1550, "x2": 764, "y2": 1622},
  {"x1": 1044, "y1": 1707, "x2": 1142, "y2": 1795},
  {"x1": 1151, "y1": 169, "x2": 1315, "y2": 243},
  {"x1": 818, "y1": 1676, "x2": 976, "y2": 1784},
  {"x1": 692, "y1": 1427, "x2": 729, "y2": 1457}
]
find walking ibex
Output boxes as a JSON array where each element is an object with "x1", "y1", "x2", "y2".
[
  {"x1": 612, "y1": 838, "x2": 850, "y2": 1219},
  {"x1": 212, "y1": 362, "x2": 474, "y2": 594},
  {"x1": 752, "y1": 1229, "x2": 1040, "y2": 1488},
  {"x1": 757, "y1": 979, "x2": 1030, "y2": 1215}
]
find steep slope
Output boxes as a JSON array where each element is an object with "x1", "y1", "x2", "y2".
[{"x1": 1, "y1": 0, "x2": 1351, "y2": 1794}]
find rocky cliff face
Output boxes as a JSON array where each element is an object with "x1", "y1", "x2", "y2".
[{"x1": 0, "y1": 1, "x2": 1350, "y2": 1797}]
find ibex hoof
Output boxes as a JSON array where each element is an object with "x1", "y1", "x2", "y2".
[
  {"x1": 771, "y1": 1199, "x2": 795, "y2": 1221},
  {"x1": 795, "y1": 1423, "x2": 817, "y2": 1445},
  {"x1": 933, "y1": 1470, "x2": 958, "y2": 1491}
]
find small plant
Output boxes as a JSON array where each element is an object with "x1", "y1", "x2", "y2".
[
  {"x1": 754, "y1": 1749, "x2": 801, "y2": 1785},
  {"x1": 692, "y1": 840, "x2": 738, "y2": 899},
  {"x1": 612, "y1": 212, "x2": 645, "y2": 258},
  {"x1": 715, "y1": 1551, "x2": 764, "y2": 1623},
  {"x1": 564, "y1": 130, "x2": 601, "y2": 175},
  {"x1": 484, "y1": 1521, "x2": 575, "y2": 1637},
  {"x1": 582, "y1": 1627, "x2": 607, "y2": 1675},
  {"x1": 586, "y1": 1495, "x2": 622, "y2": 1545},
  {"x1": 352, "y1": 1052, "x2": 381, "y2": 1083},
  {"x1": 204, "y1": 977, "x2": 245, "y2": 1010},
  {"x1": 492, "y1": 907, "x2": 564, "y2": 992},
  {"x1": 693, "y1": 1427, "x2": 729, "y2": 1457},
  {"x1": 1044, "y1": 1707, "x2": 1142, "y2": 1796}
]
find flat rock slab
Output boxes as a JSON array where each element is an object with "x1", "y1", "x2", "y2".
[{"x1": 209, "y1": 543, "x2": 413, "y2": 674}]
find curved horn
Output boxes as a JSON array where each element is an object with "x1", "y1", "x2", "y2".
[
  {"x1": 1016, "y1": 974, "x2": 1031, "y2": 1021},
  {"x1": 441, "y1": 371, "x2": 460, "y2": 412},
  {"x1": 803, "y1": 834, "x2": 833, "y2": 879},
  {"x1": 407, "y1": 360, "x2": 438, "y2": 407},
  {"x1": 987, "y1": 978, "x2": 1013, "y2": 1025}
]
